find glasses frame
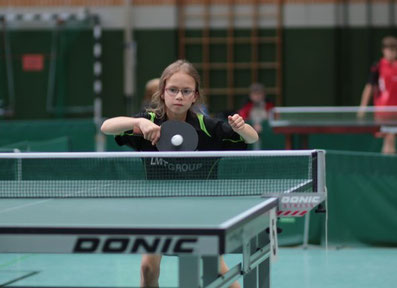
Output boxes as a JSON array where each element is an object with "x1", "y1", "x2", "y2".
[{"x1": 165, "y1": 87, "x2": 196, "y2": 97}]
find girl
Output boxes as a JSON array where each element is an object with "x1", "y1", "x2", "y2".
[{"x1": 101, "y1": 59, "x2": 259, "y2": 287}]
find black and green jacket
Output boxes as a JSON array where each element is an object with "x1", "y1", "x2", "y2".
[{"x1": 115, "y1": 111, "x2": 247, "y2": 151}]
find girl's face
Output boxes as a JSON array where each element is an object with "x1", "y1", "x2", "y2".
[{"x1": 163, "y1": 71, "x2": 198, "y2": 120}]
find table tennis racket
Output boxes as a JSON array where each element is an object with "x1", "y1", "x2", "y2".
[{"x1": 133, "y1": 120, "x2": 198, "y2": 151}]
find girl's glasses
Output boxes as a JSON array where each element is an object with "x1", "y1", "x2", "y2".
[{"x1": 165, "y1": 87, "x2": 195, "y2": 97}]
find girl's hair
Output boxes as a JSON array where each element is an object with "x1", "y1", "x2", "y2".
[{"x1": 147, "y1": 59, "x2": 204, "y2": 118}]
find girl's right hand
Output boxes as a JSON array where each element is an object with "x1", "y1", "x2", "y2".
[{"x1": 138, "y1": 118, "x2": 161, "y2": 146}]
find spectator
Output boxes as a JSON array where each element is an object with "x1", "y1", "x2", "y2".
[
  {"x1": 238, "y1": 83, "x2": 274, "y2": 134},
  {"x1": 141, "y1": 78, "x2": 160, "y2": 110}
]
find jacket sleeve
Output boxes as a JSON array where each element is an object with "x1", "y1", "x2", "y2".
[
  {"x1": 205, "y1": 116, "x2": 247, "y2": 150},
  {"x1": 114, "y1": 112, "x2": 150, "y2": 149}
]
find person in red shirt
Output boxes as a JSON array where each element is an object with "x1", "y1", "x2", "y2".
[
  {"x1": 359, "y1": 36, "x2": 397, "y2": 154},
  {"x1": 238, "y1": 83, "x2": 274, "y2": 134},
  {"x1": 238, "y1": 83, "x2": 274, "y2": 149}
]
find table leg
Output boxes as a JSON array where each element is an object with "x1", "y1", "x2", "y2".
[
  {"x1": 202, "y1": 256, "x2": 219, "y2": 286},
  {"x1": 179, "y1": 255, "x2": 201, "y2": 287},
  {"x1": 300, "y1": 134, "x2": 309, "y2": 149},
  {"x1": 258, "y1": 231, "x2": 270, "y2": 288},
  {"x1": 243, "y1": 238, "x2": 258, "y2": 287},
  {"x1": 286, "y1": 134, "x2": 309, "y2": 149},
  {"x1": 303, "y1": 212, "x2": 310, "y2": 249},
  {"x1": 285, "y1": 134, "x2": 293, "y2": 150}
]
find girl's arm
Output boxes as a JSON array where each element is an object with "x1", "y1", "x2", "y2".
[
  {"x1": 359, "y1": 83, "x2": 373, "y2": 108},
  {"x1": 101, "y1": 117, "x2": 161, "y2": 145},
  {"x1": 101, "y1": 117, "x2": 140, "y2": 135},
  {"x1": 228, "y1": 114, "x2": 259, "y2": 144}
]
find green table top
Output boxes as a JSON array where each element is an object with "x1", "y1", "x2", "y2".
[{"x1": 0, "y1": 197, "x2": 277, "y2": 231}]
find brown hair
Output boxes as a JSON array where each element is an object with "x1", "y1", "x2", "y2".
[
  {"x1": 144, "y1": 78, "x2": 160, "y2": 102},
  {"x1": 250, "y1": 82, "x2": 266, "y2": 94},
  {"x1": 147, "y1": 59, "x2": 204, "y2": 118},
  {"x1": 382, "y1": 36, "x2": 397, "y2": 49}
]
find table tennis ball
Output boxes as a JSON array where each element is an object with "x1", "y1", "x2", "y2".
[{"x1": 171, "y1": 134, "x2": 184, "y2": 146}]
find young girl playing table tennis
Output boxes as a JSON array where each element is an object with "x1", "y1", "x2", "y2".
[{"x1": 101, "y1": 59, "x2": 258, "y2": 287}]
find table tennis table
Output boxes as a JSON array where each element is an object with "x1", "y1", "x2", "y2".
[
  {"x1": 0, "y1": 150, "x2": 326, "y2": 288},
  {"x1": 269, "y1": 106, "x2": 397, "y2": 149}
]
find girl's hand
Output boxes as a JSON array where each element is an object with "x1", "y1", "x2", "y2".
[
  {"x1": 228, "y1": 114, "x2": 245, "y2": 132},
  {"x1": 138, "y1": 118, "x2": 161, "y2": 146}
]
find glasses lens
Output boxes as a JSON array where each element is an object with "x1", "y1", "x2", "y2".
[
  {"x1": 167, "y1": 88, "x2": 178, "y2": 95},
  {"x1": 166, "y1": 88, "x2": 194, "y2": 97},
  {"x1": 182, "y1": 89, "x2": 193, "y2": 97}
]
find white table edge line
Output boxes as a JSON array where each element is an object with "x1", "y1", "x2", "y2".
[{"x1": 219, "y1": 197, "x2": 277, "y2": 229}]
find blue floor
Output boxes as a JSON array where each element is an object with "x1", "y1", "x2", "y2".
[{"x1": 1, "y1": 247, "x2": 396, "y2": 287}]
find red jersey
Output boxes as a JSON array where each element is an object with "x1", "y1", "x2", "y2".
[
  {"x1": 369, "y1": 58, "x2": 397, "y2": 106},
  {"x1": 238, "y1": 101, "x2": 274, "y2": 121}
]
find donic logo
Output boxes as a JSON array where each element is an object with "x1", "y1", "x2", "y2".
[
  {"x1": 73, "y1": 237, "x2": 198, "y2": 254},
  {"x1": 281, "y1": 196, "x2": 321, "y2": 204}
]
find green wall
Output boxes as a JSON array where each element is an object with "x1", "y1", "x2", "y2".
[
  {"x1": 0, "y1": 28, "x2": 177, "y2": 119},
  {"x1": 283, "y1": 29, "x2": 337, "y2": 106},
  {"x1": 0, "y1": 28, "x2": 95, "y2": 118},
  {"x1": 133, "y1": 29, "x2": 178, "y2": 112},
  {"x1": 1, "y1": 27, "x2": 396, "y2": 119},
  {"x1": 0, "y1": 119, "x2": 96, "y2": 151},
  {"x1": 283, "y1": 28, "x2": 396, "y2": 107}
]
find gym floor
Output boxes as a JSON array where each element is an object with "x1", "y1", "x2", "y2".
[{"x1": 1, "y1": 247, "x2": 396, "y2": 287}]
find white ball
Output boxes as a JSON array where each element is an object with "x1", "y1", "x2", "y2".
[{"x1": 171, "y1": 134, "x2": 183, "y2": 146}]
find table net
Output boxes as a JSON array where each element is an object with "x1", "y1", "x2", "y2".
[{"x1": 0, "y1": 150, "x2": 324, "y2": 198}]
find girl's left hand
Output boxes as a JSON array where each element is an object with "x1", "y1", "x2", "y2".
[{"x1": 228, "y1": 114, "x2": 245, "y2": 132}]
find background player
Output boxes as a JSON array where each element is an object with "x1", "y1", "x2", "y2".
[{"x1": 359, "y1": 36, "x2": 397, "y2": 154}]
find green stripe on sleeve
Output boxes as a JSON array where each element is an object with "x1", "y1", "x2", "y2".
[
  {"x1": 197, "y1": 113, "x2": 211, "y2": 137},
  {"x1": 222, "y1": 135, "x2": 245, "y2": 143},
  {"x1": 148, "y1": 112, "x2": 156, "y2": 122}
]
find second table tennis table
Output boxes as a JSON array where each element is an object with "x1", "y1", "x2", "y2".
[{"x1": 269, "y1": 106, "x2": 397, "y2": 149}]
